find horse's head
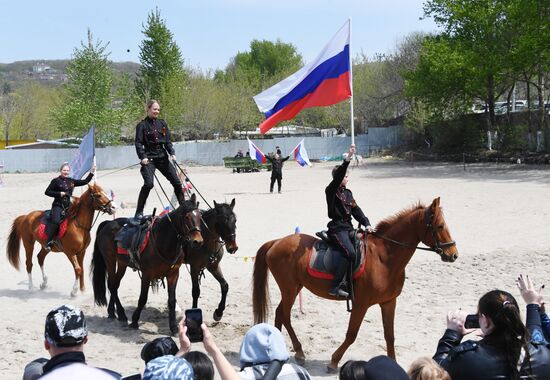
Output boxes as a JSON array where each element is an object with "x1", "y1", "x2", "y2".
[
  {"x1": 422, "y1": 197, "x2": 458, "y2": 262},
  {"x1": 213, "y1": 198, "x2": 238, "y2": 254},
  {"x1": 87, "y1": 183, "x2": 117, "y2": 215},
  {"x1": 177, "y1": 193, "x2": 203, "y2": 248}
]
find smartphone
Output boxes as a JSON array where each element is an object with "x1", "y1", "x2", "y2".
[
  {"x1": 464, "y1": 314, "x2": 480, "y2": 329},
  {"x1": 185, "y1": 308, "x2": 203, "y2": 342}
]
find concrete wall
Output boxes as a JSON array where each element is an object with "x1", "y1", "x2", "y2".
[{"x1": 0, "y1": 126, "x2": 404, "y2": 173}]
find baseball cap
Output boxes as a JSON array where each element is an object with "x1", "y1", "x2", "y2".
[{"x1": 44, "y1": 305, "x2": 87, "y2": 347}]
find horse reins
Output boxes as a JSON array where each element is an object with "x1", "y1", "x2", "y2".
[
  {"x1": 69, "y1": 191, "x2": 114, "y2": 231},
  {"x1": 372, "y1": 207, "x2": 456, "y2": 256}
]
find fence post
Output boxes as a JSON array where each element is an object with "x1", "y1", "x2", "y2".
[{"x1": 463, "y1": 153, "x2": 466, "y2": 171}]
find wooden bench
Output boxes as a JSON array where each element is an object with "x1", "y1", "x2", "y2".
[{"x1": 223, "y1": 157, "x2": 270, "y2": 172}]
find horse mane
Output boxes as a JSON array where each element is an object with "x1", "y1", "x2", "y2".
[
  {"x1": 172, "y1": 199, "x2": 197, "y2": 217},
  {"x1": 375, "y1": 202, "x2": 426, "y2": 234}
]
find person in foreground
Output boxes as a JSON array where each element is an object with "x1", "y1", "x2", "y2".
[
  {"x1": 433, "y1": 280, "x2": 550, "y2": 380},
  {"x1": 338, "y1": 356, "x2": 408, "y2": 380},
  {"x1": 239, "y1": 323, "x2": 310, "y2": 380},
  {"x1": 176, "y1": 318, "x2": 239, "y2": 380},
  {"x1": 326, "y1": 144, "x2": 374, "y2": 298},
  {"x1": 407, "y1": 357, "x2": 450, "y2": 380},
  {"x1": 23, "y1": 304, "x2": 120, "y2": 379},
  {"x1": 44, "y1": 162, "x2": 95, "y2": 251},
  {"x1": 134, "y1": 99, "x2": 185, "y2": 218}
]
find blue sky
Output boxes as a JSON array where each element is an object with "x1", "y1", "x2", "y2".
[{"x1": 3, "y1": 0, "x2": 438, "y2": 71}]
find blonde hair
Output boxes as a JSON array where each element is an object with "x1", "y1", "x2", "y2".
[
  {"x1": 407, "y1": 357, "x2": 450, "y2": 380},
  {"x1": 59, "y1": 162, "x2": 70, "y2": 172},
  {"x1": 146, "y1": 99, "x2": 160, "y2": 110}
]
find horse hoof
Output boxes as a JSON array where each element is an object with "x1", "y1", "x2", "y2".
[
  {"x1": 129, "y1": 322, "x2": 139, "y2": 329},
  {"x1": 326, "y1": 365, "x2": 338, "y2": 374},
  {"x1": 294, "y1": 355, "x2": 306, "y2": 366},
  {"x1": 108, "y1": 315, "x2": 116, "y2": 319},
  {"x1": 213, "y1": 310, "x2": 223, "y2": 322},
  {"x1": 70, "y1": 291, "x2": 78, "y2": 298},
  {"x1": 40, "y1": 283, "x2": 47, "y2": 290}
]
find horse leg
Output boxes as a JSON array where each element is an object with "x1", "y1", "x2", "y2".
[
  {"x1": 166, "y1": 271, "x2": 180, "y2": 335},
  {"x1": 328, "y1": 303, "x2": 370, "y2": 372},
  {"x1": 108, "y1": 262, "x2": 128, "y2": 322},
  {"x1": 68, "y1": 254, "x2": 82, "y2": 298},
  {"x1": 76, "y1": 250, "x2": 86, "y2": 292},
  {"x1": 130, "y1": 277, "x2": 150, "y2": 329},
  {"x1": 36, "y1": 247, "x2": 50, "y2": 290},
  {"x1": 275, "y1": 283, "x2": 305, "y2": 363},
  {"x1": 23, "y1": 239, "x2": 37, "y2": 290},
  {"x1": 207, "y1": 264, "x2": 229, "y2": 321},
  {"x1": 380, "y1": 298, "x2": 397, "y2": 359},
  {"x1": 190, "y1": 266, "x2": 201, "y2": 309}
]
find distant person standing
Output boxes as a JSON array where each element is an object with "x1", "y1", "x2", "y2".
[
  {"x1": 266, "y1": 153, "x2": 289, "y2": 193},
  {"x1": 134, "y1": 100, "x2": 185, "y2": 218}
]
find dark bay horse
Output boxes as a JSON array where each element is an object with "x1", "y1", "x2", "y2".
[
  {"x1": 91, "y1": 194, "x2": 203, "y2": 334},
  {"x1": 252, "y1": 197, "x2": 458, "y2": 370},
  {"x1": 7, "y1": 183, "x2": 116, "y2": 297},
  {"x1": 184, "y1": 199, "x2": 238, "y2": 321}
]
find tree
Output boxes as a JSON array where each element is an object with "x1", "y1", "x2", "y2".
[
  {"x1": 51, "y1": 30, "x2": 126, "y2": 144},
  {"x1": 0, "y1": 93, "x2": 17, "y2": 146},
  {"x1": 136, "y1": 8, "x2": 185, "y2": 102}
]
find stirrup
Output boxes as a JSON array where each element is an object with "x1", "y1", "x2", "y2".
[{"x1": 329, "y1": 284, "x2": 349, "y2": 298}]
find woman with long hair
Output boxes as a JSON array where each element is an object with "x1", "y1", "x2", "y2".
[{"x1": 433, "y1": 285, "x2": 550, "y2": 379}]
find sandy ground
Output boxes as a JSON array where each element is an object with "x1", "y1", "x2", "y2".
[{"x1": 1, "y1": 159, "x2": 550, "y2": 379}]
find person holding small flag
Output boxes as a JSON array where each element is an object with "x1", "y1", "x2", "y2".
[
  {"x1": 44, "y1": 162, "x2": 96, "y2": 251},
  {"x1": 326, "y1": 144, "x2": 374, "y2": 298},
  {"x1": 134, "y1": 100, "x2": 185, "y2": 218},
  {"x1": 266, "y1": 152, "x2": 290, "y2": 194}
]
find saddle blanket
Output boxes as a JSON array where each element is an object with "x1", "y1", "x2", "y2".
[
  {"x1": 37, "y1": 212, "x2": 68, "y2": 242},
  {"x1": 307, "y1": 238, "x2": 367, "y2": 280}
]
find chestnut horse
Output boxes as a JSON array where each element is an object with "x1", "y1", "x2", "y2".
[
  {"x1": 91, "y1": 194, "x2": 203, "y2": 334},
  {"x1": 7, "y1": 183, "x2": 116, "y2": 297},
  {"x1": 252, "y1": 197, "x2": 458, "y2": 370},
  {"x1": 185, "y1": 199, "x2": 239, "y2": 321}
]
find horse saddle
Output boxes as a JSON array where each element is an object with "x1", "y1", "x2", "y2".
[
  {"x1": 37, "y1": 211, "x2": 69, "y2": 242},
  {"x1": 115, "y1": 218, "x2": 151, "y2": 267},
  {"x1": 308, "y1": 230, "x2": 367, "y2": 280}
]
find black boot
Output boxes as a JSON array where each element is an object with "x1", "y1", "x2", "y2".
[
  {"x1": 135, "y1": 188, "x2": 150, "y2": 218},
  {"x1": 175, "y1": 188, "x2": 185, "y2": 207},
  {"x1": 329, "y1": 259, "x2": 349, "y2": 298},
  {"x1": 44, "y1": 223, "x2": 58, "y2": 252}
]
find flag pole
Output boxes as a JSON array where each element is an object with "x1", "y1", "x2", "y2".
[{"x1": 348, "y1": 17, "x2": 355, "y2": 146}]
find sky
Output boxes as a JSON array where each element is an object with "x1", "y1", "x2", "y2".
[{"x1": 2, "y1": 0, "x2": 439, "y2": 71}]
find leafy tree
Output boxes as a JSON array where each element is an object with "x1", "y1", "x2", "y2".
[
  {"x1": 51, "y1": 30, "x2": 127, "y2": 144},
  {"x1": 135, "y1": 8, "x2": 185, "y2": 103}
]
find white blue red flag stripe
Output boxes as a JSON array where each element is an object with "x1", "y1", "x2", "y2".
[
  {"x1": 253, "y1": 20, "x2": 351, "y2": 134},
  {"x1": 70, "y1": 125, "x2": 95, "y2": 179},
  {"x1": 247, "y1": 138, "x2": 266, "y2": 164},
  {"x1": 293, "y1": 139, "x2": 312, "y2": 167}
]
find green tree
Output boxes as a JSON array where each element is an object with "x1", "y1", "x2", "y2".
[
  {"x1": 136, "y1": 8, "x2": 185, "y2": 102},
  {"x1": 51, "y1": 30, "x2": 126, "y2": 144}
]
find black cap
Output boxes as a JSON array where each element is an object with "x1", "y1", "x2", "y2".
[
  {"x1": 141, "y1": 337, "x2": 179, "y2": 363},
  {"x1": 44, "y1": 305, "x2": 87, "y2": 347}
]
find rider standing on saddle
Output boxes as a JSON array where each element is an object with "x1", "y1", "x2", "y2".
[
  {"x1": 44, "y1": 162, "x2": 95, "y2": 251},
  {"x1": 134, "y1": 100, "x2": 185, "y2": 218},
  {"x1": 326, "y1": 144, "x2": 374, "y2": 298}
]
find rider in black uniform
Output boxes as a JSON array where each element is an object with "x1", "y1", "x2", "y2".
[
  {"x1": 326, "y1": 144, "x2": 374, "y2": 298},
  {"x1": 134, "y1": 100, "x2": 185, "y2": 218},
  {"x1": 44, "y1": 163, "x2": 95, "y2": 251}
]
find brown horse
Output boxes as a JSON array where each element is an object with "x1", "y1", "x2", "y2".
[
  {"x1": 91, "y1": 194, "x2": 203, "y2": 334},
  {"x1": 6, "y1": 182, "x2": 116, "y2": 297},
  {"x1": 252, "y1": 197, "x2": 458, "y2": 370}
]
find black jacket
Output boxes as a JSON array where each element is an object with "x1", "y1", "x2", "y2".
[
  {"x1": 45, "y1": 173, "x2": 93, "y2": 208},
  {"x1": 266, "y1": 155, "x2": 289, "y2": 176},
  {"x1": 41, "y1": 351, "x2": 121, "y2": 378},
  {"x1": 433, "y1": 304, "x2": 550, "y2": 380},
  {"x1": 135, "y1": 117, "x2": 175, "y2": 160},
  {"x1": 325, "y1": 159, "x2": 370, "y2": 232}
]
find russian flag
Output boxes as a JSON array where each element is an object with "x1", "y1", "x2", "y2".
[
  {"x1": 247, "y1": 138, "x2": 266, "y2": 164},
  {"x1": 253, "y1": 20, "x2": 351, "y2": 135},
  {"x1": 293, "y1": 139, "x2": 312, "y2": 167}
]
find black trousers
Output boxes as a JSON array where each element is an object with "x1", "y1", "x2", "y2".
[
  {"x1": 46, "y1": 205, "x2": 63, "y2": 242},
  {"x1": 328, "y1": 229, "x2": 355, "y2": 260},
  {"x1": 270, "y1": 173, "x2": 282, "y2": 192},
  {"x1": 136, "y1": 158, "x2": 184, "y2": 215}
]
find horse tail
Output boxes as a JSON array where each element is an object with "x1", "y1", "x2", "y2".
[
  {"x1": 7, "y1": 216, "x2": 25, "y2": 270},
  {"x1": 253, "y1": 239, "x2": 277, "y2": 324},
  {"x1": 91, "y1": 221, "x2": 110, "y2": 307}
]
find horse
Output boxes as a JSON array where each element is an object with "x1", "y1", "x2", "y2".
[
  {"x1": 91, "y1": 193, "x2": 203, "y2": 334},
  {"x1": 184, "y1": 199, "x2": 239, "y2": 321},
  {"x1": 6, "y1": 182, "x2": 116, "y2": 297},
  {"x1": 252, "y1": 197, "x2": 458, "y2": 371}
]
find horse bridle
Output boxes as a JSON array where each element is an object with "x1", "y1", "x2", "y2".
[
  {"x1": 90, "y1": 191, "x2": 114, "y2": 214},
  {"x1": 373, "y1": 207, "x2": 455, "y2": 256}
]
